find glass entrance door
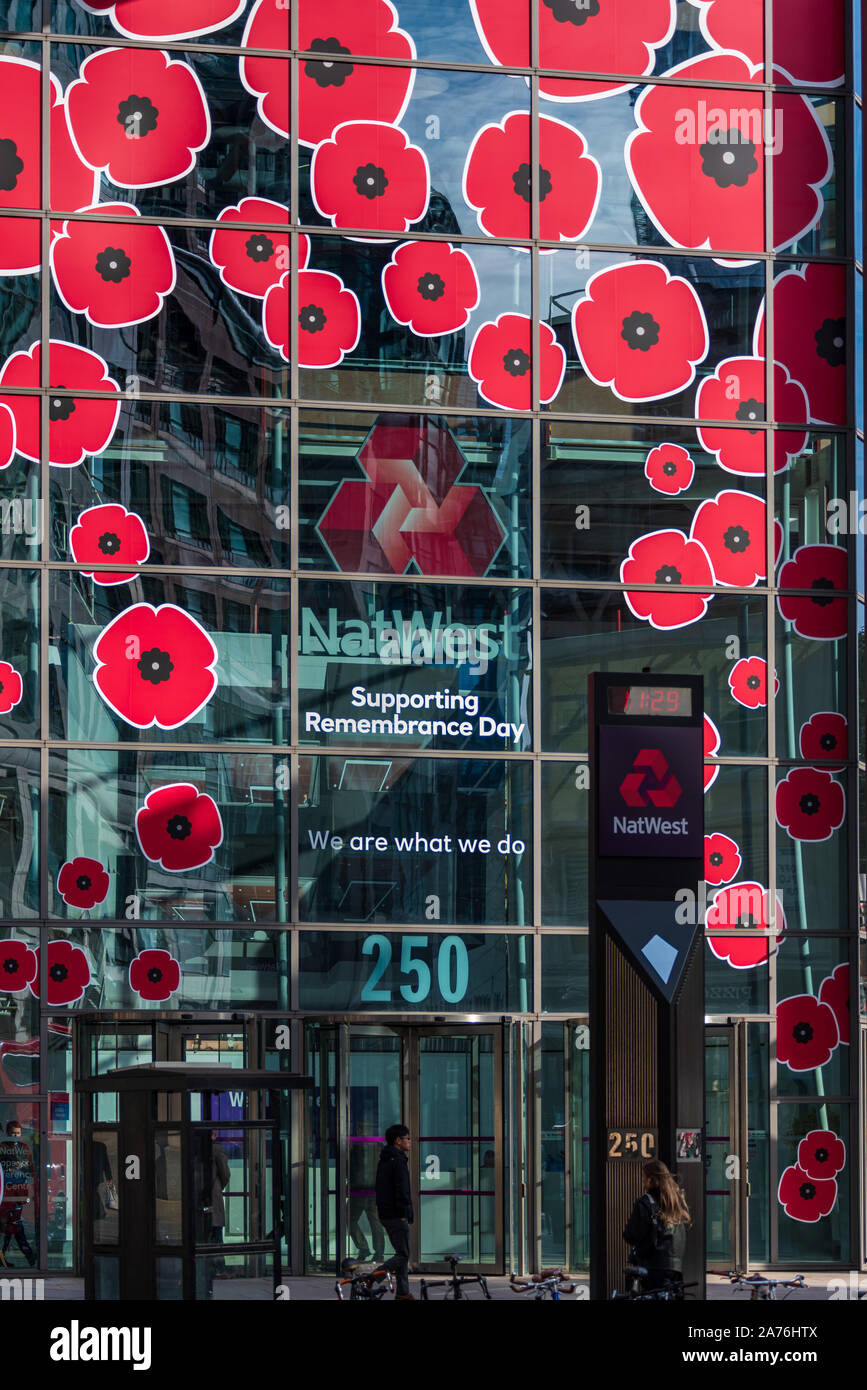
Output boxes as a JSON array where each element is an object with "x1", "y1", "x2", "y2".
[{"x1": 705, "y1": 1025, "x2": 747, "y2": 1271}]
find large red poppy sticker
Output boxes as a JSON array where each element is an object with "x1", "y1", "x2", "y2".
[
  {"x1": 703, "y1": 712, "x2": 720, "y2": 792},
  {"x1": 51, "y1": 204, "x2": 176, "y2": 328},
  {"x1": 777, "y1": 993, "x2": 839, "y2": 1071},
  {"x1": 625, "y1": 52, "x2": 831, "y2": 259},
  {"x1": 0, "y1": 660, "x2": 23, "y2": 715},
  {"x1": 469, "y1": 0, "x2": 676, "y2": 101},
  {"x1": 468, "y1": 314, "x2": 565, "y2": 411},
  {"x1": 0, "y1": 938, "x2": 37, "y2": 995},
  {"x1": 462, "y1": 112, "x2": 601, "y2": 245},
  {"x1": 0, "y1": 341, "x2": 121, "y2": 468},
  {"x1": 92, "y1": 604, "x2": 218, "y2": 731},
  {"x1": 70, "y1": 504, "x2": 150, "y2": 586},
  {"x1": 695, "y1": 356, "x2": 808, "y2": 475},
  {"x1": 776, "y1": 767, "x2": 845, "y2": 843},
  {"x1": 136, "y1": 783, "x2": 223, "y2": 872},
  {"x1": 129, "y1": 948, "x2": 181, "y2": 1002},
  {"x1": 620, "y1": 530, "x2": 714, "y2": 630},
  {"x1": 298, "y1": 0, "x2": 416, "y2": 147},
  {"x1": 799, "y1": 712, "x2": 848, "y2": 771},
  {"x1": 209, "y1": 199, "x2": 301, "y2": 300},
  {"x1": 30, "y1": 941, "x2": 91, "y2": 1005},
  {"x1": 818, "y1": 963, "x2": 849, "y2": 1046},
  {"x1": 690, "y1": 489, "x2": 766, "y2": 588},
  {"x1": 65, "y1": 46, "x2": 211, "y2": 190},
  {"x1": 77, "y1": 0, "x2": 246, "y2": 41},
  {"x1": 778, "y1": 544, "x2": 848, "y2": 640},
  {"x1": 706, "y1": 881, "x2": 784, "y2": 969},
  {"x1": 778, "y1": 1165, "x2": 837, "y2": 1223},
  {"x1": 754, "y1": 264, "x2": 846, "y2": 427},
  {"x1": 382, "y1": 241, "x2": 480, "y2": 338},
  {"x1": 57, "y1": 856, "x2": 110, "y2": 910},
  {"x1": 0, "y1": 59, "x2": 98, "y2": 275},
  {"x1": 263, "y1": 270, "x2": 362, "y2": 368},
  {"x1": 311, "y1": 121, "x2": 430, "y2": 234},
  {"x1": 689, "y1": 0, "x2": 845, "y2": 87},
  {"x1": 572, "y1": 261, "x2": 708, "y2": 403}
]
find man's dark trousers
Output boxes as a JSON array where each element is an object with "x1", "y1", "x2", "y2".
[{"x1": 381, "y1": 1217, "x2": 410, "y2": 1295}]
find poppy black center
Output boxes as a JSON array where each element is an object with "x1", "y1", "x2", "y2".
[
  {"x1": 621, "y1": 310, "x2": 660, "y2": 352},
  {"x1": 166, "y1": 815, "x2": 192, "y2": 841},
  {"x1": 299, "y1": 304, "x2": 326, "y2": 334},
  {"x1": 50, "y1": 963, "x2": 68, "y2": 982},
  {"x1": 699, "y1": 129, "x2": 758, "y2": 188},
  {"x1": 137, "y1": 647, "x2": 173, "y2": 685},
  {"x1": 814, "y1": 316, "x2": 845, "y2": 368},
  {"x1": 819, "y1": 732, "x2": 837, "y2": 751},
  {"x1": 0, "y1": 137, "x2": 24, "y2": 192},
  {"x1": 75, "y1": 874, "x2": 91, "y2": 891},
  {"x1": 736, "y1": 913, "x2": 757, "y2": 928},
  {"x1": 98, "y1": 531, "x2": 122, "y2": 555},
  {"x1": 146, "y1": 966, "x2": 163, "y2": 983},
  {"x1": 353, "y1": 163, "x2": 388, "y2": 200},
  {"x1": 792, "y1": 1020, "x2": 814, "y2": 1044},
  {"x1": 245, "y1": 234, "x2": 274, "y2": 263},
  {"x1": 746, "y1": 674, "x2": 760, "y2": 690},
  {"x1": 511, "y1": 163, "x2": 553, "y2": 204},
  {"x1": 709, "y1": 852, "x2": 723, "y2": 867},
  {"x1": 49, "y1": 388, "x2": 75, "y2": 422},
  {"x1": 798, "y1": 1181, "x2": 817, "y2": 1201},
  {"x1": 502, "y1": 348, "x2": 530, "y2": 378},
  {"x1": 95, "y1": 247, "x2": 132, "y2": 283},
  {"x1": 798, "y1": 793, "x2": 821, "y2": 816},
  {"x1": 814, "y1": 1147, "x2": 829, "y2": 1164},
  {"x1": 117, "y1": 95, "x2": 158, "y2": 138},
  {"x1": 305, "y1": 37, "x2": 354, "y2": 88},
  {"x1": 810, "y1": 576, "x2": 835, "y2": 606},
  {"x1": 723, "y1": 524, "x2": 751, "y2": 554},
  {"x1": 417, "y1": 272, "x2": 446, "y2": 301},
  {"x1": 655, "y1": 565, "x2": 681, "y2": 585},
  {"x1": 2, "y1": 956, "x2": 19, "y2": 975},
  {"x1": 543, "y1": 0, "x2": 600, "y2": 25},
  {"x1": 735, "y1": 397, "x2": 764, "y2": 433},
  {"x1": 662, "y1": 461, "x2": 677, "y2": 476}
]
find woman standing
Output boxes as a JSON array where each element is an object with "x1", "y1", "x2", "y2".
[{"x1": 622, "y1": 1159, "x2": 691, "y2": 1295}]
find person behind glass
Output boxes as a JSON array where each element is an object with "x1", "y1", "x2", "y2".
[
  {"x1": 0, "y1": 1120, "x2": 36, "y2": 1268},
  {"x1": 375, "y1": 1123, "x2": 415, "y2": 1301},
  {"x1": 208, "y1": 1130, "x2": 231, "y2": 1275},
  {"x1": 622, "y1": 1159, "x2": 690, "y2": 1295}
]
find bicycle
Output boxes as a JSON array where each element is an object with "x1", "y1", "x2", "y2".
[
  {"x1": 612, "y1": 1263, "x2": 694, "y2": 1301},
  {"x1": 419, "y1": 1254, "x2": 492, "y2": 1300},
  {"x1": 728, "y1": 1270, "x2": 807, "y2": 1301},
  {"x1": 510, "y1": 1268, "x2": 577, "y2": 1301},
  {"x1": 334, "y1": 1256, "x2": 394, "y2": 1301}
]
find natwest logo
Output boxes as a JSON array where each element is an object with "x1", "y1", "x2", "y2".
[{"x1": 619, "y1": 749, "x2": 682, "y2": 809}]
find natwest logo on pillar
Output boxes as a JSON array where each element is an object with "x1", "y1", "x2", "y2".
[
  {"x1": 618, "y1": 748, "x2": 682, "y2": 809},
  {"x1": 599, "y1": 725, "x2": 702, "y2": 858}
]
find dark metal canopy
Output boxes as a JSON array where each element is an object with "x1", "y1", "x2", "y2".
[{"x1": 75, "y1": 1063, "x2": 314, "y2": 1093}]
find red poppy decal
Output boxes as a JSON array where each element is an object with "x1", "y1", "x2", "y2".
[
  {"x1": 818, "y1": 963, "x2": 849, "y2": 1046},
  {"x1": 728, "y1": 656, "x2": 776, "y2": 709},
  {"x1": 706, "y1": 881, "x2": 785, "y2": 969},
  {"x1": 0, "y1": 938, "x2": 37, "y2": 995},
  {"x1": 703, "y1": 712, "x2": 720, "y2": 792},
  {"x1": 263, "y1": 270, "x2": 362, "y2": 368},
  {"x1": 754, "y1": 265, "x2": 846, "y2": 427},
  {"x1": 620, "y1": 530, "x2": 714, "y2": 631},
  {"x1": 689, "y1": 0, "x2": 845, "y2": 87},
  {"x1": 695, "y1": 356, "x2": 808, "y2": 475},
  {"x1": 77, "y1": 0, "x2": 246, "y2": 41},
  {"x1": 572, "y1": 260, "x2": 708, "y2": 403},
  {"x1": 129, "y1": 947, "x2": 181, "y2": 1002},
  {"x1": 704, "y1": 833, "x2": 741, "y2": 887},
  {"x1": 777, "y1": 1165, "x2": 837, "y2": 1223},
  {"x1": 0, "y1": 341, "x2": 120, "y2": 468},
  {"x1": 92, "y1": 603, "x2": 218, "y2": 731},
  {"x1": 625, "y1": 53, "x2": 831, "y2": 258},
  {"x1": 469, "y1": 0, "x2": 676, "y2": 101},
  {"x1": 70, "y1": 504, "x2": 150, "y2": 586},
  {"x1": 777, "y1": 992, "x2": 839, "y2": 1071},
  {"x1": 0, "y1": 661, "x2": 23, "y2": 715},
  {"x1": 209, "y1": 199, "x2": 303, "y2": 300},
  {"x1": 298, "y1": 0, "x2": 416, "y2": 148},
  {"x1": 468, "y1": 314, "x2": 565, "y2": 411},
  {"x1": 30, "y1": 941, "x2": 91, "y2": 1005},
  {"x1": 382, "y1": 241, "x2": 480, "y2": 338},
  {"x1": 776, "y1": 767, "x2": 844, "y2": 843},
  {"x1": 799, "y1": 712, "x2": 848, "y2": 771},
  {"x1": 135, "y1": 782, "x2": 223, "y2": 872},
  {"x1": 462, "y1": 112, "x2": 601, "y2": 245},
  {"x1": 51, "y1": 204, "x2": 176, "y2": 328},
  {"x1": 0, "y1": 60, "x2": 97, "y2": 274},
  {"x1": 689, "y1": 489, "x2": 766, "y2": 588},
  {"x1": 311, "y1": 121, "x2": 430, "y2": 234},
  {"x1": 644, "y1": 443, "x2": 695, "y2": 496},
  {"x1": 65, "y1": 46, "x2": 211, "y2": 190},
  {"x1": 797, "y1": 1129, "x2": 845, "y2": 1182},
  {"x1": 57, "y1": 856, "x2": 110, "y2": 910},
  {"x1": 777, "y1": 545, "x2": 848, "y2": 640}
]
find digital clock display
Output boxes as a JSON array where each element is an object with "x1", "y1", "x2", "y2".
[{"x1": 607, "y1": 685, "x2": 692, "y2": 717}]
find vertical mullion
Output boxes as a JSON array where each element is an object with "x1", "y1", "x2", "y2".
[{"x1": 37, "y1": 18, "x2": 51, "y2": 1275}]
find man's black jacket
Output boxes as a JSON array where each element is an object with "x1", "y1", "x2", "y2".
[{"x1": 375, "y1": 1143, "x2": 414, "y2": 1223}]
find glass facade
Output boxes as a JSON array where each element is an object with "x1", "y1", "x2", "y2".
[{"x1": 0, "y1": 0, "x2": 860, "y2": 1281}]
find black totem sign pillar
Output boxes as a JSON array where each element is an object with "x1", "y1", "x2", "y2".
[{"x1": 588, "y1": 672, "x2": 705, "y2": 1300}]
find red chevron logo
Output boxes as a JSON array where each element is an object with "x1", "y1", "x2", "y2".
[{"x1": 619, "y1": 748, "x2": 682, "y2": 809}]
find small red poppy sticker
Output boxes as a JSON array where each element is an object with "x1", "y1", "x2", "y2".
[
  {"x1": 777, "y1": 1165, "x2": 837, "y2": 1223},
  {"x1": 129, "y1": 947, "x2": 181, "y2": 1001},
  {"x1": 644, "y1": 443, "x2": 695, "y2": 496},
  {"x1": 70, "y1": 504, "x2": 150, "y2": 586},
  {"x1": 51, "y1": 204, "x2": 176, "y2": 328},
  {"x1": 799, "y1": 712, "x2": 848, "y2": 771},
  {"x1": 0, "y1": 938, "x2": 37, "y2": 994},
  {"x1": 776, "y1": 992, "x2": 839, "y2": 1071},
  {"x1": 689, "y1": 489, "x2": 766, "y2": 588},
  {"x1": 704, "y1": 832, "x2": 741, "y2": 887},
  {"x1": 209, "y1": 199, "x2": 302, "y2": 300},
  {"x1": 0, "y1": 660, "x2": 23, "y2": 715},
  {"x1": 0, "y1": 340, "x2": 120, "y2": 468},
  {"x1": 136, "y1": 782, "x2": 223, "y2": 872},
  {"x1": 778, "y1": 544, "x2": 848, "y2": 640},
  {"x1": 572, "y1": 260, "x2": 709, "y2": 403},
  {"x1": 776, "y1": 767, "x2": 845, "y2": 843},
  {"x1": 92, "y1": 603, "x2": 218, "y2": 731},
  {"x1": 263, "y1": 270, "x2": 362, "y2": 368},
  {"x1": 30, "y1": 940, "x2": 91, "y2": 1005},
  {"x1": 620, "y1": 529, "x2": 714, "y2": 631},
  {"x1": 57, "y1": 856, "x2": 110, "y2": 910},
  {"x1": 468, "y1": 314, "x2": 565, "y2": 411},
  {"x1": 728, "y1": 656, "x2": 776, "y2": 709},
  {"x1": 311, "y1": 121, "x2": 430, "y2": 234},
  {"x1": 382, "y1": 241, "x2": 480, "y2": 338},
  {"x1": 797, "y1": 1129, "x2": 845, "y2": 1182}
]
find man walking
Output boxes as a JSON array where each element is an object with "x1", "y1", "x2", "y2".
[{"x1": 375, "y1": 1123, "x2": 414, "y2": 1301}]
